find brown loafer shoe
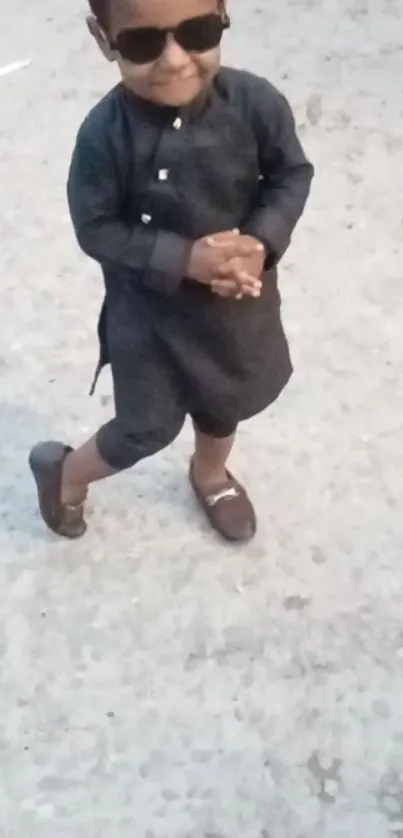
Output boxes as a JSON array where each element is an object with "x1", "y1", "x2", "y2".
[
  {"x1": 29, "y1": 441, "x2": 87, "y2": 539},
  {"x1": 190, "y1": 460, "x2": 257, "y2": 543}
]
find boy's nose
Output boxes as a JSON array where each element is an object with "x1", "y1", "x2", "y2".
[{"x1": 160, "y1": 33, "x2": 190, "y2": 70}]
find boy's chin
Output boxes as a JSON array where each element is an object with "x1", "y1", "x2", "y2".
[
  {"x1": 150, "y1": 87, "x2": 204, "y2": 108},
  {"x1": 128, "y1": 77, "x2": 207, "y2": 108},
  {"x1": 154, "y1": 91, "x2": 201, "y2": 107}
]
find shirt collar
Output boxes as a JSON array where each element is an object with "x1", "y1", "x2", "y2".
[{"x1": 120, "y1": 78, "x2": 215, "y2": 125}]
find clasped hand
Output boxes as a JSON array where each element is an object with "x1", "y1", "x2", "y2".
[{"x1": 187, "y1": 229, "x2": 266, "y2": 299}]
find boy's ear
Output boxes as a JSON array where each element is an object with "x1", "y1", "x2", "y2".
[
  {"x1": 86, "y1": 16, "x2": 116, "y2": 62},
  {"x1": 219, "y1": 1, "x2": 230, "y2": 26}
]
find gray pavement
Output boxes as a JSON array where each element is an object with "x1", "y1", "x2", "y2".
[{"x1": 1, "y1": 0, "x2": 403, "y2": 835}]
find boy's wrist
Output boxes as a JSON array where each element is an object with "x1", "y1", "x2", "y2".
[
  {"x1": 145, "y1": 230, "x2": 194, "y2": 294},
  {"x1": 186, "y1": 240, "x2": 212, "y2": 286}
]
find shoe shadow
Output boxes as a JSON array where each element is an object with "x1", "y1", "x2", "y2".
[
  {"x1": 0, "y1": 400, "x2": 62, "y2": 556},
  {"x1": 0, "y1": 402, "x2": 198, "y2": 556}
]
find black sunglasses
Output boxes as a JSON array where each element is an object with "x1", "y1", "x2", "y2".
[{"x1": 111, "y1": 13, "x2": 230, "y2": 65}]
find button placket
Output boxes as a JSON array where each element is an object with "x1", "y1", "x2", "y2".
[{"x1": 140, "y1": 117, "x2": 184, "y2": 226}]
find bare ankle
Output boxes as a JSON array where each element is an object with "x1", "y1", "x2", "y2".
[
  {"x1": 192, "y1": 457, "x2": 228, "y2": 491},
  {"x1": 61, "y1": 454, "x2": 88, "y2": 506},
  {"x1": 60, "y1": 480, "x2": 88, "y2": 507}
]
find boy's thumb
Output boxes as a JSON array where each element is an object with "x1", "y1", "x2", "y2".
[{"x1": 206, "y1": 228, "x2": 240, "y2": 247}]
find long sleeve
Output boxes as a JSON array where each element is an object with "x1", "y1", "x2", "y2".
[
  {"x1": 243, "y1": 80, "x2": 314, "y2": 264},
  {"x1": 67, "y1": 127, "x2": 193, "y2": 295}
]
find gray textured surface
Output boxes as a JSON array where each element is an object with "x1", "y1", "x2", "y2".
[{"x1": 1, "y1": 0, "x2": 403, "y2": 836}]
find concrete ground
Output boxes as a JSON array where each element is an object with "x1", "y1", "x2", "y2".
[{"x1": 1, "y1": 0, "x2": 402, "y2": 835}]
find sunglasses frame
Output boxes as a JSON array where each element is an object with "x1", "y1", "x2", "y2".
[{"x1": 110, "y1": 13, "x2": 231, "y2": 65}]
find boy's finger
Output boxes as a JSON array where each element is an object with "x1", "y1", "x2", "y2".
[
  {"x1": 215, "y1": 229, "x2": 240, "y2": 237},
  {"x1": 215, "y1": 257, "x2": 241, "y2": 277},
  {"x1": 209, "y1": 235, "x2": 264, "y2": 251},
  {"x1": 208, "y1": 242, "x2": 262, "y2": 257},
  {"x1": 211, "y1": 279, "x2": 239, "y2": 295},
  {"x1": 211, "y1": 279, "x2": 260, "y2": 300},
  {"x1": 236, "y1": 242, "x2": 264, "y2": 256},
  {"x1": 206, "y1": 237, "x2": 243, "y2": 250},
  {"x1": 206, "y1": 229, "x2": 240, "y2": 246},
  {"x1": 216, "y1": 264, "x2": 262, "y2": 281},
  {"x1": 211, "y1": 281, "x2": 253, "y2": 299},
  {"x1": 238, "y1": 270, "x2": 262, "y2": 286},
  {"x1": 220, "y1": 228, "x2": 240, "y2": 237},
  {"x1": 230, "y1": 270, "x2": 262, "y2": 290},
  {"x1": 213, "y1": 287, "x2": 239, "y2": 298},
  {"x1": 214, "y1": 267, "x2": 262, "y2": 294},
  {"x1": 237, "y1": 272, "x2": 263, "y2": 297}
]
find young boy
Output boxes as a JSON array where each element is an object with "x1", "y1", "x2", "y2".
[{"x1": 29, "y1": 0, "x2": 314, "y2": 543}]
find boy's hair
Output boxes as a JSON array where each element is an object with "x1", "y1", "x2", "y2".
[
  {"x1": 88, "y1": 0, "x2": 227, "y2": 30},
  {"x1": 89, "y1": 0, "x2": 109, "y2": 29}
]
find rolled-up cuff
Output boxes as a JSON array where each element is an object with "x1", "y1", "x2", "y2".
[
  {"x1": 243, "y1": 210, "x2": 291, "y2": 266},
  {"x1": 144, "y1": 230, "x2": 193, "y2": 295}
]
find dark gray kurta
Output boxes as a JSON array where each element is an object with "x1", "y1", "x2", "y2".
[{"x1": 67, "y1": 68, "x2": 314, "y2": 469}]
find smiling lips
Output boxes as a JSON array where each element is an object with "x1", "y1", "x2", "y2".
[{"x1": 153, "y1": 73, "x2": 198, "y2": 87}]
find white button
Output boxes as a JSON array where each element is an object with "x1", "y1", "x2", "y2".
[
  {"x1": 141, "y1": 213, "x2": 152, "y2": 224},
  {"x1": 158, "y1": 169, "x2": 169, "y2": 181},
  {"x1": 173, "y1": 117, "x2": 182, "y2": 130}
]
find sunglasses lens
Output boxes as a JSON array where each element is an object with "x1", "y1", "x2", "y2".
[
  {"x1": 114, "y1": 14, "x2": 228, "y2": 65},
  {"x1": 116, "y1": 28, "x2": 166, "y2": 64},
  {"x1": 177, "y1": 14, "x2": 226, "y2": 53}
]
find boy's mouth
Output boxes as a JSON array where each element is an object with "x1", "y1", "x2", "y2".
[
  {"x1": 152, "y1": 75, "x2": 199, "y2": 94},
  {"x1": 152, "y1": 73, "x2": 199, "y2": 87}
]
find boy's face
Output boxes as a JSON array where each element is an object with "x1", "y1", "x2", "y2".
[{"x1": 89, "y1": 0, "x2": 226, "y2": 107}]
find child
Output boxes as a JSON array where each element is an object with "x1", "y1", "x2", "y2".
[{"x1": 29, "y1": 0, "x2": 314, "y2": 542}]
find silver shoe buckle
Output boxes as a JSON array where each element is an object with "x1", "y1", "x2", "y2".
[{"x1": 205, "y1": 486, "x2": 239, "y2": 507}]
